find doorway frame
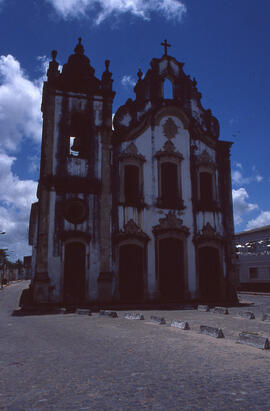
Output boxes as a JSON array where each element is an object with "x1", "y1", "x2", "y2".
[
  {"x1": 118, "y1": 241, "x2": 145, "y2": 302},
  {"x1": 61, "y1": 235, "x2": 90, "y2": 305}
]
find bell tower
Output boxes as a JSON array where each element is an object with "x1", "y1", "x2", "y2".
[{"x1": 32, "y1": 39, "x2": 115, "y2": 305}]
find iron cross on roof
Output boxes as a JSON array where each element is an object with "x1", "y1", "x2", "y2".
[{"x1": 161, "y1": 39, "x2": 171, "y2": 56}]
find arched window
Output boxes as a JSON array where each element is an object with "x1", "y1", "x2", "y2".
[
  {"x1": 119, "y1": 144, "x2": 145, "y2": 206},
  {"x1": 195, "y1": 150, "x2": 218, "y2": 211},
  {"x1": 161, "y1": 162, "x2": 178, "y2": 208},
  {"x1": 199, "y1": 171, "x2": 213, "y2": 204},
  {"x1": 119, "y1": 244, "x2": 144, "y2": 301},
  {"x1": 68, "y1": 112, "x2": 89, "y2": 158},
  {"x1": 124, "y1": 165, "x2": 140, "y2": 204},
  {"x1": 163, "y1": 78, "x2": 173, "y2": 99},
  {"x1": 155, "y1": 142, "x2": 184, "y2": 210}
]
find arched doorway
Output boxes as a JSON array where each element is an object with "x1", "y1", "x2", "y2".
[
  {"x1": 159, "y1": 238, "x2": 185, "y2": 301},
  {"x1": 119, "y1": 244, "x2": 144, "y2": 301},
  {"x1": 64, "y1": 242, "x2": 86, "y2": 305},
  {"x1": 198, "y1": 246, "x2": 221, "y2": 301}
]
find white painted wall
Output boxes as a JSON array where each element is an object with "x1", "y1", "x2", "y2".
[{"x1": 118, "y1": 114, "x2": 197, "y2": 297}]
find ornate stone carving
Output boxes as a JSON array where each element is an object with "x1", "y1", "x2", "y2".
[
  {"x1": 163, "y1": 140, "x2": 175, "y2": 153},
  {"x1": 194, "y1": 223, "x2": 223, "y2": 243},
  {"x1": 153, "y1": 212, "x2": 189, "y2": 236},
  {"x1": 63, "y1": 198, "x2": 88, "y2": 224},
  {"x1": 119, "y1": 143, "x2": 145, "y2": 162},
  {"x1": 113, "y1": 219, "x2": 149, "y2": 243},
  {"x1": 196, "y1": 149, "x2": 216, "y2": 169},
  {"x1": 125, "y1": 142, "x2": 138, "y2": 155},
  {"x1": 155, "y1": 140, "x2": 183, "y2": 160},
  {"x1": 163, "y1": 117, "x2": 178, "y2": 139}
]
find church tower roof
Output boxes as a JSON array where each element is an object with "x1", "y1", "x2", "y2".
[
  {"x1": 113, "y1": 40, "x2": 219, "y2": 141},
  {"x1": 47, "y1": 38, "x2": 101, "y2": 94}
]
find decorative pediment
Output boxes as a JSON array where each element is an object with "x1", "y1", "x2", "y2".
[
  {"x1": 155, "y1": 140, "x2": 183, "y2": 160},
  {"x1": 153, "y1": 212, "x2": 189, "y2": 236},
  {"x1": 196, "y1": 150, "x2": 216, "y2": 169},
  {"x1": 163, "y1": 117, "x2": 178, "y2": 139},
  {"x1": 119, "y1": 143, "x2": 145, "y2": 162},
  {"x1": 125, "y1": 142, "x2": 138, "y2": 155},
  {"x1": 194, "y1": 223, "x2": 223, "y2": 243},
  {"x1": 113, "y1": 219, "x2": 149, "y2": 243}
]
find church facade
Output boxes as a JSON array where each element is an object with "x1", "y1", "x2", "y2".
[{"x1": 29, "y1": 39, "x2": 236, "y2": 306}]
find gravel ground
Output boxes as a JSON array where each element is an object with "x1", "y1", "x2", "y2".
[{"x1": 1, "y1": 281, "x2": 270, "y2": 410}]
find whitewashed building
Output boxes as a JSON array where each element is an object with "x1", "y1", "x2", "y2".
[
  {"x1": 234, "y1": 225, "x2": 270, "y2": 291},
  {"x1": 28, "y1": 39, "x2": 236, "y2": 307}
]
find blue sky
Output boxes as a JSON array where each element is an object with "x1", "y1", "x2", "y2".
[{"x1": 0, "y1": 0, "x2": 269, "y2": 259}]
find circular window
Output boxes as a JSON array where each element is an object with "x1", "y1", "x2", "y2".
[{"x1": 63, "y1": 199, "x2": 88, "y2": 224}]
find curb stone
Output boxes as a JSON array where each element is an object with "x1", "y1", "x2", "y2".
[
  {"x1": 197, "y1": 305, "x2": 210, "y2": 312},
  {"x1": 200, "y1": 325, "x2": 224, "y2": 338},
  {"x1": 76, "y1": 309, "x2": 91, "y2": 315},
  {"x1": 171, "y1": 320, "x2": 190, "y2": 330},
  {"x1": 213, "y1": 307, "x2": 229, "y2": 315},
  {"x1": 99, "y1": 310, "x2": 118, "y2": 318},
  {"x1": 124, "y1": 313, "x2": 144, "y2": 320},
  {"x1": 237, "y1": 311, "x2": 255, "y2": 320},
  {"x1": 237, "y1": 332, "x2": 270, "y2": 349},
  {"x1": 262, "y1": 313, "x2": 270, "y2": 321},
  {"x1": 150, "y1": 315, "x2": 166, "y2": 325}
]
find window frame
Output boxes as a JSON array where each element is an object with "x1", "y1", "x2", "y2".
[
  {"x1": 195, "y1": 150, "x2": 219, "y2": 211},
  {"x1": 249, "y1": 266, "x2": 258, "y2": 280},
  {"x1": 119, "y1": 158, "x2": 144, "y2": 206},
  {"x1": 157, "y1": 156, "x2": 183, "y2": 209}
]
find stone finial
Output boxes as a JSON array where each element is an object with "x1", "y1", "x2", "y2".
[
  {"x1": 47, "y1": 49, "x2": 59, "y2": 81},
  {"x1": 102, "y1": 59, "x2": 112, "y2": 85},
  {"x1": 74, "y1": 37, "x2": 84, "y2": 55},
  {"x1": 51, "y1": 50, "x2": 57, "y2": 61},
  {"x1": 192, "y1": 77, "x2": 197, "y2": 87},
  {"x1": 137, "y1": 68, "x2": 143, "y2": 80},
  {"x1": 105, "y1": 59, "x2": 110, "y2": 71}
]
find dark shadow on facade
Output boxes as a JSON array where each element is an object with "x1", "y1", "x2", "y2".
[
  {"x1": 119, "y1": 244, "x2": 144, "y2": 301},
  {"x1": 198, "y1": 246, "x2": 221, "y2": 301},
  {"x1": 64, "y1": 242, "x2": 86, "y2": 306},
  {"x1": 159, "y1": 238, "x2": 185, "y2": 301}
]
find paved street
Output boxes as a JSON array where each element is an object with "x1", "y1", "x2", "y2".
[{"x1": 1, "y1": 282, "x2": 270, "y2": 410}]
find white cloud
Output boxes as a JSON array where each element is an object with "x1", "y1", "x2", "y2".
[
  {"x1": 46, "y1": 0, "x2": 187, "y2": 24},
  {"x1": 246, "y1": 211, "x2": 270, "y2": 230},
  {"x1": 232, "y1": 187, "x2": 258, "y2": 225},
  {"x1": 0, "y1": 55, "x2": 43, "y2": 152},
  {"x1": 121, "y1": 75, "x2": 136, "y2": 88},
  {"x1": 231, "y1": 167, "x2": 263, "y2": 186},
  {"x1": 234, "y1": 162, "x2": 242, "y2": 169},
  {"x1": 0, "y1": 152, "x2": 37, "y2": 260},
  {"x1": 0, "y1": 55, "x2": 45, "y2": 260}
]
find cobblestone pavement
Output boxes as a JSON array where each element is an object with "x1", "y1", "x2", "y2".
[{"x1": 1, "y1": 282, "x2": 270, "y2": 410}]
